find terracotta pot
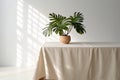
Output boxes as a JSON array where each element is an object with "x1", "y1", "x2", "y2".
[{"x1": 60, "y1": 35, "x2": 71, "y2": 44}]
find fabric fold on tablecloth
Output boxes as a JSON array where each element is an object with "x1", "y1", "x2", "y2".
[{"x1": 34, "y1": 45, "x2": 120, "y2": 80}]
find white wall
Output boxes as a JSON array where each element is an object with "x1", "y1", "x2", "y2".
[
  {"x1": 25, "y1": 0, "x2": 120, "y2": 42},
  {"x1": 0, "y1": 0, "x2": 17, "y2": 66},
  {"x1": 0, "y1": 0, "x2": 120, "y2": 66}
]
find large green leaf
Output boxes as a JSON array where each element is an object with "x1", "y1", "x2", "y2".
[{"x1": 43, "y1": 12, "x2": 86, "y2": 37}]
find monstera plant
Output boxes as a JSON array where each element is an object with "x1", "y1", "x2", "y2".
[{"x1": 43, "y1": 12, "x2": 86, "y2": 44}]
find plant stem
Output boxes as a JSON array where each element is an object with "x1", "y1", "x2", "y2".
[{"x1": 67, "y1": 26, "x2": 73, "y2": 35}]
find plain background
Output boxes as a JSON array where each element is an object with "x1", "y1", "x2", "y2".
[{"x1": 0, "y1": 0, "x2": 120, "y2": 66}]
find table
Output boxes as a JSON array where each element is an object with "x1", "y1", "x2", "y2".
[{"x1": 34, "y1": 42, "x2": 120, "y2": 80}]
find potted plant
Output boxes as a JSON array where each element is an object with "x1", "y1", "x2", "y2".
[{"x1": 43, "y1": 12, "x2": 86, "y2": 44}]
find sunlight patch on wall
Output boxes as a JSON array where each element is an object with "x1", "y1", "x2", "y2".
[
  {"x1": 16, "y1": 0, "x2": 24, "y2": 67},
  {"x1": 16, "y1": 0, "x2": 50, "y2": 67}
]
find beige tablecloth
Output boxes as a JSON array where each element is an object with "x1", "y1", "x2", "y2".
[{"x1": 34, "y1": 42, "x2": 120, "y2": 80}]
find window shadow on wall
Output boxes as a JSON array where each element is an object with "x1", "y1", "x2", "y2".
[{"x1": 16, "y1": 0, "x2": 58, "y2": 67}]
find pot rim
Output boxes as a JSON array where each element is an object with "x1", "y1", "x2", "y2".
[{"x1": 60, "y1": 35, "x2": 70, "y2": 37}]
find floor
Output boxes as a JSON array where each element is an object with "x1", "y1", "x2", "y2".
[{"x1": 0, "y1": 66, "x2": 36, "y2": 80}]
